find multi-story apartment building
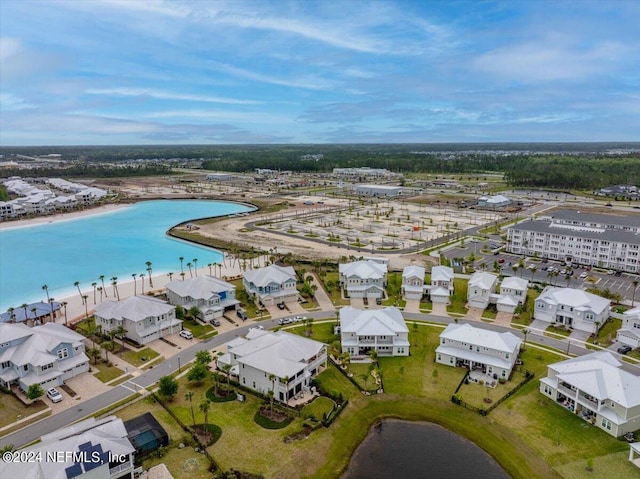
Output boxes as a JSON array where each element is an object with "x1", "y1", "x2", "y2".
[{"x1": 506, "y1": 209, "x2": 640, "y2": 272}]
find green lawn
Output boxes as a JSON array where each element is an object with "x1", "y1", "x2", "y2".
[
  {"x1": 544, "y1": 325, "x2": 572, "y2": 338},
  {"x1": 588, "y1": 318, "x2": 622, "y2": 347},
  {"x1": 181, "y1": 318, "x2": 215, "y2": 338},
  {"x1": 93, "y1": 361, "x2": 124, "y2": 383},
  {"x1": 301, "y1": 396, "x2": 336, "y2": 420},
  {"x1": 512, "y1": 289, "x2": 541, "y2": 326},
  {"x1": 119, "y1": 347, "x2": 160, "y2": 367},
  {"x1": 447, "y1": 278, "x2": 469, "y2": 314},
  {"x1": 554, "y1": 451, "x2": 639, "y2": 479},
  {"x1": 315, "y1": 363, "x2": 361, "y2": 400},
  {"x1": 322, "y1": 272, "x2": 350, "y2": 306},
  {"x1": 0, "y1": 391, "x2": 48, "y2": 428},
  {"x1": 346, "y1": 363, "x2": 379, "y2": 391}
]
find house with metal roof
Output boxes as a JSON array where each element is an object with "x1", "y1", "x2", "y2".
[
  {"x1": 467, "y1": 271, "x2": 498, "y2": 309},
  {"x1": 478, "y1": 194, "x2": 511, "y2": 208},
  {"x1": 217, "y1": 329, "x2": 326, "y2": 403},
  {"x1": 94, "y1": 296, "x2": 181, "y2": 346},
  {"x1": 166, "y1": 275, "x2": 239, "y2": 321},
  {"x1": 1, "y1": 300, "x2": 62, "y2": 325},
  {"x1": 243, "y1": 264, "x2": 298, "y2": 306},
  {"x1": 495, "y1": 276, "x2": 529, "y2": 313},
  {"x1": 428, "y1": 265, "x2": 454, "y2": 304},
  {"x1": 534, "y1": 286, "x2": 610, "y2": 333},
  {"x1": 401, "y1": 265, "x2": 425, "y2": 300},
  {"x1": 539, "y1": 351, "x2": 640, "y2": 437},
  {"x1": 617, "y1": 306, "x2": 640, "y2": 348},
  {"x1": 339, "y1": 260, "x2": 387, "y2": 299},
  {"x1": 435, "y1": 323, "x2": 522, "y2": 380},
  {"x1": 0, "y1": 322, "x2": 89, "y2": 392},
  {"x1": 339, "y1": 306, "x2": 409, "y2": 357}
]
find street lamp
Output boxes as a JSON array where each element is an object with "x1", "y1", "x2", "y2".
[{"x1": 178, "y1": 356, "x2": 181, "y2": 373}]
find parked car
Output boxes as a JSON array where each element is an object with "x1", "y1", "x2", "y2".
[
  {"x1": 210, "y1": 319, "x2": 221, "y2": 327},
  {"x1": 277, "y1": 302, "x2": 286, "y2": 310},
  {"x1": 617, "y1": 345, "x2": 632, "y2": 355},
  {"x1": 278, "y1": 317, "x2": 293, "y2": 325},
  {"x1": 249, "y1": 325, "x2": 264, "y2": 331},
  {"x1": 293, "y1": 315, "x2": 303, "y2": 322},
  {"x1": 376, "y1": 298, "x2": 382, "y2": 305},
  {"x1": 179, "y1": 329, "x2": 193, "y2": 340},
  {"x1": 579, "y1": 272, "x2": 589, "y2": 279},
  {"x1": 237, "y1": 310, "x2": 248, "y2": 321},
  {"x1": 498, "y1": 258, "x2": 505, "y2": 263},
  {"x1": 46, "y1": 387, "x2": 63, "y2": 403}
]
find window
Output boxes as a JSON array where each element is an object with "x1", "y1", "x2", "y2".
[
  {"x1": 42, "y1": 363, "x2": 54, "y2": 371},
  {"x1": 1, "y1": 361, "x2": 9, "y2": 369},
  {"x1": 57, "y1": 348, "x2": 69, "y2": 359}
]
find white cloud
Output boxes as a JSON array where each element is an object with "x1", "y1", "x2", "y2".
[
  {"x1": 0, "y1": 93, "x2": 35, "y2": 111},
  {"x1": 84, "y1": 87, "x2": 260, "y2": 105}
]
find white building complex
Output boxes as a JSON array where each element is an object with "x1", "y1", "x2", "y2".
[
  {"x1": 506, "y1": 209, "x2": 640, "y2": 273},
  {"x1": 478, "y1": 194, "x2": 511, "y2": 208},
  {"x1": 617, "y1": 306, "x2": 640, "y2": 348},
  {"x1": 339, "y1": 306, "x2": 410, "y2": 357},
  {"x1": 94, "y1": 296, "x2": 181, "y2": 346},
  {"x1": 166, "y1": 276, "x2": 239, "y2": 321},
  {"x1": 0, "y1": 323, "x2": 89, "y2": 391},
  {"x1": 496, "y1": 276, "x2": 529, "y2": 313},
  {"x1": 339, "y1": 260, "x2": 388, "y2": 299},
  {"x1": 217, "y1": 329, "x2": 327, "y2": 403},
  {"x1": 353, "y1": 184, "x2": 402, "y2": 197},
  {"x1": 533, "y1": 287, "x2": 610, "y2": 333},
  {"x1": 436, "y1": 323, "x2": 522, "y2": 380},
  {"x1": 333, "y1": 167, "x2": 394, "y2": 178},
  {"x1": 539, "y1": 351, "x2": 640, "y2": 437}
]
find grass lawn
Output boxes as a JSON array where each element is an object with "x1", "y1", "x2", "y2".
[
  {"x1": 93, "y1": 361, "x2": 124, "y2": 383},
  {"x1": 544, "y1": 325, "x2": 572, "y2": 338},
  {"x1": 301, "y1": 396, "x2": 336, "y2": 420},
  {"x1": 346, "y1": 363, "x2": 379, "y2": 391},
  {"x1": 482, "y1": 307, "x2": 498, "y2": 320},
  {"x1": 315, "y1": 364, "x2": 361, "y2": 400},
  {"x1": 119, "y1": 347, "x2": 160, "y2": 367},
  {"x1": 322, "y1": 272, "x2": 350, "y2": 306},
  {"x1": 554, "y1": 451, "x2": 639, "y2": 479},
  {"x1": 512, "y1": 289, "x2": 541, "y2": 326},
  {"x1": 0, "y1": 391, "x2": 48, "y2": 428},
  {"x1": 447, "y1": 278, "x2": 468, "y2": 314},
  {"x1": 588, "y1": 318, "x2": 622, "y2": 347}
]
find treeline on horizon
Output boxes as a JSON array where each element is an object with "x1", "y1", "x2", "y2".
[
  {"x1": 1, "y1": 164, "x2": 173, "y2": 179},
  {"x1": 1, "y1": 144, "x2": 639, "y2": 190}
]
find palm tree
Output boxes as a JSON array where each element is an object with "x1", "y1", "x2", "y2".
[
  {"x1": 42, "y1": 284, "x2": 53, "y2": 322},
  {"x1": 193, "y1": 258, "x2": 198, "y2": 277},
  {"x1": 97, "y1": 287, "x2": 103, "y2": 303},
  {"x1": 187, "y1": 262, "x2": 193, "y2": 278},
  {"x1": 30, "y1": 307, "x2": 37, "y2": 322},
  {"x1": 111, "y1": 277, "x2": 120, "y2": 300},
  {"x1": 102, "y1": 340, "x2": 115, "y2": 363},
  {"x1": 220, "y1": 363, "x2": 233, "y2": 391},
  {"x1": 132, "y1": 274, "x2": 137, "y2": 295},
  {"x1": 83, "y1": 295, "x2": 89, "y2": 318},
  {"x1": 179, "y1": 256, "x2": 184, "y2": 275},
  {"x1": 99, "y1": 275, "x2": 108, "y2": 297},
  {"x1": 87, "y1": 346, "x2": 101, "y2": 365},
  {"x1": 522, "y1": 328, "x2": 529, "y2": 351},
  {"x1": 74, "y1": 281, "x2": 84, "y2": 304},
  {"x1": 146, "y1": 261, "x2": 153, "y2": 287},
  {"x1": 185, "y1": 391, "x2": 196, "y2": 427},
  {"x1": 268, "y1": 373, "x2": 277, "y2": 413},
  {"x1": 207, "y1": 263, "x2": 212, "y2": 275},
  {"x1": 21, "y1": 303, "x2": 28, "y2": 320},
  {"x1": 198, "y1": 399, "x2": 212, "y2": 443},
  {"x1": 167, "y1": 272, "x2": 174, "y2": 281},
  {"x1": 114, "y1": 324, "x2": 128, "y2": 352},
  {"x1": 139, "y1": 274, "x2": 145, "y2": 294},
  {"x1": 7, "y1": 307, "x2": 15, "y2": 323},
  {"x1": 61, "y1": 301, "x2": 68, "y2": 325},
  {"x1": 632, "y1": 280, "x2": 639, "y2": 307}
]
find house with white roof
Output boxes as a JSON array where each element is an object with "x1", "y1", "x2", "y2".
[
  {"x1": 401, "y1": 265, "x2": 425, "y2": 300},
  {"x1": 339, "y1": 260, "x2": 388, "y2": 299},
  {"x1": 617, "y1": 306, "x2": 640, "y2": 348},
  {"x1": 534, "y1": 287, "x2": 610, "y2": 333},
  {"x1": 539, "y1": 351, "x2": 640, "y2": 437},
  {"x1": 243, "y1": 264, "x2": 298, "y2": 306},
  {"x1": 94, "y1": 296, "x2": 181, "y2": 346},
  {"x1": 495, "y1": 276, "x2": 529, "y2": 313},
  {"x1": 339, "y1": 306, "x2": 410, "y2": 357},
  {"x1": 0, "y1": 415, "x2": 136, "y2": 479},
  {"x1": 467, "y1": 271, "x2": 498, "y2": 309},
  {"x1": 0, "y1": 322, "x2": 89, "y2": 392},
  {"x1": 436, "y1": 323, "x2": 522, "y2": 379},
  {"x1": 429, "y1": 266, "x2": 454, "y2": 304},
  {"x1": 217, "y1": 329, "x2": 326, "y2": 403},
  {"x1": 0, "y1": 300, "x2": 62, "y2": 325},
  {"x1": 166, "y1": 275, "x2": 239, "y2": 321}
]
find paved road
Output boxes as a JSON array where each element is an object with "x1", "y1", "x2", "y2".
[{"x1": 1, "y1": 308, "x2": 636, "y2": 449}]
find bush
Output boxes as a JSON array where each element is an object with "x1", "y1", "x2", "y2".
[{"x1": 253, "y1": 408, "x2": 293, "y2": 429}]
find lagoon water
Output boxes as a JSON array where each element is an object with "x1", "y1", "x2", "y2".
[
  {"x1": 0, "y1": 200, "x2": 253, "y2": 311},
  {"x1": 343, "y1": 420, "x2": 510, "y2": 479}
]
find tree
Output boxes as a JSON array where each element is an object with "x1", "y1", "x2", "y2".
[
  {"x1": 185, "y1": 391, "x2": 196, "y2": 427},
  {"x1": 175, "y1": 305, "x2": 185, "y2": 320},
  {"x1": 26, "y1": 384, "x2": 44, "y2": 401},
  {"x1": 139, "y1": 273, "x2": 145, "y2": 294},
  {"x1": 187, "y1": 262, "x2": 193, "y2": 278},
  {"x1": 211, "y1": 371, "x2": 221, "y2": 396},
  {"x1": 195, "y1": 350, "x2": 212, "y2": 365},
  {"x1": 179, "y1": 256, "x2": 184, "y2": 275},
  {"x1": 158, "y1": 375, "x2": 178, "y2": 400},
  {"x1": 198, "y1": 399, "x2": 212, "y2": 441},
  {"x1": 102, "y1": 340, "x2": 115, "y2": 363},
  {"x1": 220, "y1": 362, "x2": 233, "y2": 390},
  {"x1": 193, "y1": 258, "x2": 198, "y2": 277},
  {"x1": 42, "y1": 284, "x2": 53, "y2": 322},
  {"x1": 91, "y1": 282, "x2": 98, "y2": 304},
  {"x1": 268, "y1": 373, "x2": 277, "y2": 413},
  {"x1": 146, "y1": 261, "x2": 153, "y2": 287},
  {"x1": 111, "y1": 277, "x2": 120, "y2": 300},
  {"x1": 99, "y1": 275, "x2": 108, "y2": 297},
  {"x1": 187, "y1": 362, "x2": 209, "y2": 385},
  {"x1": 74, "y1": 281, "x2": 84, "y2": 304},
  {"x1": 114, "y1": 324, "x2": 128, "y2": 352},
  {"x1": 522, "y1": 328, "x2": 529, "y2": 351},
  {"x1": 87, "y1": 346, "x2": 101, "y2": 365},
  {"x1": 188, "y1": 306, "x2": 201, "y2": 321},
  {"x1": 132, "y1": 273, "x2": 137, "y2": 295}
]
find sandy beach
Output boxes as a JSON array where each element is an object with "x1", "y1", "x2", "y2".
[{"x1": 0, "y1": 203, "x2": 131, "y2": 230}]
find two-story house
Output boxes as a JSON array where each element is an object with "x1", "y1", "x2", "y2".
[
  {"x1": 467, "y1": 271, "x2": 498, "y2": 309},
  {"x1": 495, "y1": 276, "x2": 529, "y2": 313},
  {"x1": 534, "y1": 287, "x2": 610, "y2": 333},
  {"x1": 617, "y1": 306, "x2": 640, "y2": 348},
  {"x1": 339, "y1": 306, "x2": 410, "y2": 357},
  {"x1": 94, "y1": 296, "x2": 181, "y2": 346},
  {"x1": 243, "y1": 264, "x2": 298, "y2": 306},
  {"x1": 435, "y1": 323, "x2": 522, "y2": 379},
  {"x1": 429, "y1": 266, "x2": 454, "y2": 304},
  {"x1": 0, "y1": 300, "x2": 62, "y2": 325},
  {"x1": 0, "y1": 415, "x2": 136, "y2": 479},
  {"x1": 217, "y1": 329, "x2": 326, "y2": 403},
  {"x1": 539, "y1": 351, "x2": 640, "y2": 437},
  {"x1": 401, "y1": 265, "x2": 425, "y2": 300},
  {"x1": 166, "y1": 275, "x2": 239, "y2": 321},
  {"x1": 0, "y1": 322, "x2": 89, "y2": 392},
  {"x1": 339, "y1": 260, "x2": 388, "y2": 299}
]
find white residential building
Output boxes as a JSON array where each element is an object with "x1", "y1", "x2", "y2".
[
  {"x1": 429, "y1": 266, "x2": 454, "y2": 304},
  {"x1": 467, "y1": 271, "x2": 498, "y2": 309},
  {"x1": 495, "y1": 276, "x2": 529, "y2": 313},
  {"x1": 401, "y1": 265, "x2": 425, "y2": 300},
  {"x1": 539, "y1": 351, "x2": 640, "y2": 437},
  {"x1": 506, "y1": 209, "x2": 640, "y2": 273},
  {"x1": 354, "y1": 184, "x2": 402, "y2": 197},
  {"x1": 94, "y1": 296, "x2": 181, "y2": 346},
  {"x1": 0, "y1": 322, "x2": 89, "y2": 392},
  {"x1": 333, "y1": 167, "x2": 393, "y2": 178},
  {"x1": 339, "y1": 306, "x2": 410, "y2": 357},
  {"x1": 478, "y1": 194, "x2": 511, "y2": 208},
  {"x1": 617, "y1": 306, "x2": 640, "y2": 348},
  {"x1": 217, "y1": 329, "x2": 327, "y2": 403},
  {"x1": 339, "y1": 260, "x2": 388, "y2": 299},
  {"x1": 166, "y1": 276, "x2": 239, "y2": 320},
  {"x1": 0, "y1": 416, "x2": 136, "y2": 479},
  {"x1": 435, "y1": 323, "x2": 522, "y2": 379},
  {"x1": 534, "y1": 287, "x2": 610, "y2": 333},
  {"x1": 243, "y1": 264, "x2": 298, "y2": 306}
]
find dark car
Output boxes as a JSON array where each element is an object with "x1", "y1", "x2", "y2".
[
  {"x1": 376, "y1": 298, "x2": 382, "y2": 305},
  {"x1": 277, "y1": 302, "x2": 286, "y2": 310},
  {"x1": 236, "y1": 310, "x2": 248, "y2": 321},
  {"x1": 617, "y1": 345, "x2": 632, "y2": 355},
  {"x1": 210, "y1": 319, "x2": 221, "y2": 327}
]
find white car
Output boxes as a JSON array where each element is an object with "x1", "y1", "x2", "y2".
[
  {"x1": 179, "y1": 329, "x2": 193, "y2": 340},
  {"x1": 46, "y1": 387, "x2": 63, "y2": 403},
  {"x1": 579, "y1": 272, "x2": 589, "y2": 279},
  {"x1": 249, "y1": 325, "x2": 265, "y2": 331}
]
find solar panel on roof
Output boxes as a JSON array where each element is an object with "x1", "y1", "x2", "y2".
[{"x1": 65, "y1": 463, "x2": 83, "y2": 479}]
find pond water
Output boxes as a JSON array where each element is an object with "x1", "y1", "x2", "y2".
[
  {"x1": 342, "y1": 420, "x2": 511, "y2": 479},
  {"x1": 0, "y1": 200, "x2": 253, "y2": 310}
]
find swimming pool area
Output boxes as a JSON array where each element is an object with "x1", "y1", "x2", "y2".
[{"x1": 0, "y1": 200, "x2": 253, "y2": 311}]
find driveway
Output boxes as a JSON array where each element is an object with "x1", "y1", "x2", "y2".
[
  {"x1": 466, "y1": 307, "x2": 484, "y2": 321},
  {"x1": 350, "y1": 297, "x2": 365, "y2": 308},
  {"x1": 569, "y1": 329, "x2": 592, "y2": 342},
  {"x1": 51, "y1": 373, "x2": 111, "y2": 414},
  {"x1": 528, "y1": 319, "x2": 550, "y2": 334},
  {"x1": 404, "y1": 299, "x2": 421, "y2": 313},
  {"x1": 147, "y1": 333, "x2": 191, "y2": 360},
  {"x1": 431, "y1": 302, "x2": 449, "y2": 316},
  {"x1": 310, "y1": 273, "x2": 336, "y2": 312},
  {"x1": 495, "y1": 311, "x2": 513, "y2": 326}
]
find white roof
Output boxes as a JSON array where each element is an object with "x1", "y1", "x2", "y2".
[
  {"x1": 243, "y1": 264, "x2": 296, "y2": 287},
  {"x1": 430, "y1": 286, "x2": 450, "y2": 297},
  {"x1": 549, "y1": 351, "x2": 640, "y2": 408},
  {"x1": 340, "y1": 306, "x2": 408, "y2": 336},
  {"x1": 439, "y1": 323, "x2": 521, "y2": 354},
  {"x1": 94, "y1": 295, "x2": 175, "y2": 322},
  {"x1": 431, "y1": 266, "x2": 454, "y2": 282},
  {"x1": 501, "y1": 276, "x2": 529, "y2": 291},
  {"x1": 623, "y1": 306, "x2": 640, "y2": 320},
  {"x1": 436, "y1": 345, "x2": 514, "y2": 369},
  {"x1": 233, "y1": 330, "x2": 325, "y2": 379},
  {"x1": 166, "y1": 275, "x2": 235, "y2": 300},
  {"x1": 468, "y1": 271, "x2": 498, "y2": 290},
  {"x1": 537, "y1": 287, "x2": 610, "y2": 314},
  {"x1": 402, "y1": 265, "x2": 425, "y2": 280},
  {"x1": 482, "y1": 194, "x2": 511, "y2": 204},
  {"x1": 339, "y1": 260, "x2": 388, "y2": 280},
  {"x1": 496, "y1": 294, "x2": 519, "y2": 306}
]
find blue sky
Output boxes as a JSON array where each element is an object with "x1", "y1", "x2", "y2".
[{"x1": 1, "y1": 0, "x2": 639, "y2": 145}]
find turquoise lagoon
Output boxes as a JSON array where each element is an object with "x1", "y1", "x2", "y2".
[{"x1": 0, "y1": 200, "x2": 253, "y2": 311}]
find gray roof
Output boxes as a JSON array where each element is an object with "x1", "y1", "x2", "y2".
[
  {"x1": 166, "y1": 275, "x2": 235, "y2": 300},
  {"x1": 1, "y1": 301, "x2": 62, "y2": 323},
  {"x1": 439, "y1": 323, "x2": 521, "y2": 353},
  {"x1": 243, "y1": 264, "x2": 296, "y2": 287},
  {"x1": 340, "y1": 260, "x2": 388, "y2": 279},
  {"x1": 340, "y1": 306, "x2": 408, "y2": 335},
  {"x1": 537, "y1": 287, "x2": 610, "y2": 314},
  {"x1": 508, "y1": 219, "x2": 640, "y2": 245},
  {"x1": 540, "y1": 209, "x2": 640, "y2": 228},
  {"x1": 94, "y1": 296, "x2": 175, "y2": 322}
]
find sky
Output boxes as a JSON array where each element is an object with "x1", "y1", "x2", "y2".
[{"x1": 1, "y1": 0, "x2": 639, "y2": 145}]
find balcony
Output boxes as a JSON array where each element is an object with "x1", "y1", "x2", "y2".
[
  {"x1": 110, "y1": 459, "x2": 133, "y2": 476},
  {"x1": 577, "y1": 393, "x2": 599, "y2": 410},
  {"x1": 557, "y1": 384, "x2": 577, "y2": 398},
  {"x1": 358, "y1": 338, "x2": 375, "y2": 344}
]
